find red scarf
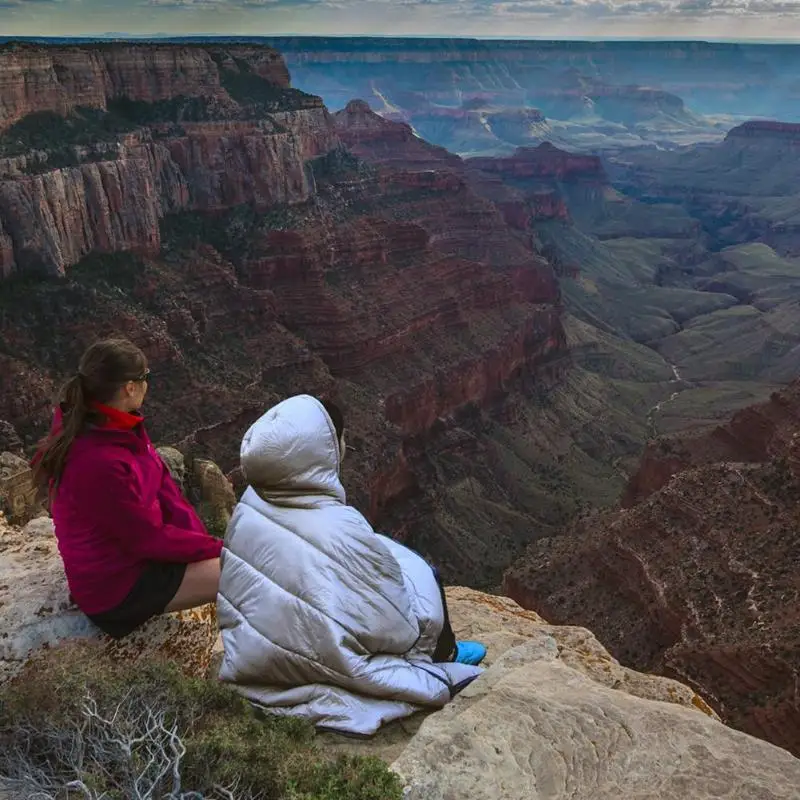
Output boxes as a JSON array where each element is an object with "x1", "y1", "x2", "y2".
[{"x1": 91, "y1": 402, "x2": 144, "y2": 431}]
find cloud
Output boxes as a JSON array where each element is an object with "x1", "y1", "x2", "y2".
[
  {"x1": 90, "y1": 0, "x2": 800, "y2": 17},
  {"x1": 0, "y1": 0, "x2": 62, "y2": 11},
  {"x1": 146, "y1": 0, "x2": 318, "y2": 6},
  {"x1": 3, "y1": 0, "x2": 800, "y2": 37},
  {"x1": 473, "y1": 0, "x2": 800, "y2": 16}
]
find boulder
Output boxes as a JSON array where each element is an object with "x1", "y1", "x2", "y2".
[
  {"x1": 192, "y1": 457, "x2": 236, "y2": 538},
  {"x1": 390, "y1": 588, "x2": 800, "y2": 799},
  {"x1": 0, "y1": 452, "x2": 39, "y2": 524},
  {"x1": 156, "y1": 445, "x2": 187, "y2": 490},
  {"x1": 156, "y1": 446, "x2": 235, "y2": 538},
  {"x1": 0, "y1": 514, "x2": 217, "y2": 686}
]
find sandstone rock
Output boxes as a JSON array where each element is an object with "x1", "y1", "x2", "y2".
[
  {"x1": 445, "y1": 588, "x2": 715, "y2": 715},
  {"x1": 0, "y1": 44, "x2": 337, "y2": 278},
  {"x1": 0, "y1": 157, "x2": 162, "y2": 277},
  {"x1": 470, "y1": 141, "x2": 607, "y2": 183},
  {"x1": 0, "y1": 44, "x2": 289, "y2": 131},
  {"x1": 318, "y1": 587, "x2": 800, "y2": 796},
  {"x1": 0, "y1": 452, "x2": 39, "y2": 524},
  {"x1": 0, "y1": 114, "x2": 336, "y2": 277},
  {"x1": 319, "y1": 587, "x2": 715, "y2": 766},
  {"x1": 157, "y1": 445, "x2": 187, "y2": 489},
  {"x1": 0, "y1": 515, "x2": 217, "y2": 686},
  {"x1": 156, "y1": 447, "x2": 236, "y2": 537},
  {"x1": 193, "y1": 457, "x2": 236, "y2": 537},
  {"x1": 392, "y1": 634, "x2": 800, "y2": 800}
]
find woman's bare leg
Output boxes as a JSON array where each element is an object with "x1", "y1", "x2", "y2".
[{"x1": 165, "y1": 557, "x2": 221, "y2": 613}]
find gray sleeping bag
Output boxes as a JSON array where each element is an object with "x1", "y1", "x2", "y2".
[{"x1": 216, "y1": 394, "x2": 482, "y2": 735}]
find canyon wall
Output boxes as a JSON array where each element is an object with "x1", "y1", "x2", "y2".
[
  {"x1": 0, "y1": 43, "x2": 289, "y2": 128},
  {"x1": 0, "y1": 43, "x2": 335, "y2": 277},
  {"x1": 607, "y1": 119, "x2": 800, "y2": 257},
  {"x1": 266, "y1": 36, "x2": 800, "y2": 122},
  {"x1": 504, "y1": 380, "x2": 800, "y2": 756},
  {"x1": 255, "y1": 37, "x2": 782, "y2": 155},
  {"x1": 0, "y1": 45, "x2": 582, "y2": 587}
]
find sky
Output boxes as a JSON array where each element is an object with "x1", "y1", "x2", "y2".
[{"x1": 1, "y1": 0, "x2": 800, "y2": 40}]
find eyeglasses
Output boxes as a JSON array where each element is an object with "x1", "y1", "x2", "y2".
[{"x1": 134, "y1": 369, "x2": 151, "y2": 383}]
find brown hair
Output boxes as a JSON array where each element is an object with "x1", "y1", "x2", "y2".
[
  {"x1": 321, "y1": 399, "x2": 345, "y2": 442},
  {"x1": 32, "y1": 338, "x2": 148, "y2": 487}
]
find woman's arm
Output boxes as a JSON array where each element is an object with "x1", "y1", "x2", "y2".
[
  {"x1": 79, "y1": 458, "x2": 222, "y2": 563},
  {"x1": 157, "y1": 460, "x2": 205, "y2": 532}
]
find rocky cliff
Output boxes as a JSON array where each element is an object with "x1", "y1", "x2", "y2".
[
  {"x1": 608, "y1": 119, "x2": 800, "y2": 257},
  {"x1": 504, "y1": 379, "x2": 800, "y2": 757},
  {"x1": 469, "y1": 143, "x2": 606, "y2": 184},
  {"x1": 0, "y1": 43, "x2": 334, "y2": 277},
  {"x1": 5, "y1": 504, "x2": 800, "y2": 797},
  {"x1": 467, "y1": 142, "x2": 609, "y2": 221},
  {"x1": 623, "y1": 380, "x2": 800, "y2": 506},
  {"x1": 725, "y1": 120, "x2": 800, "y2": 142},
  {"x1": 391, "y1": 589, "x2": 800, "y2": 799},
  {"x1": 0, "y1": 43, "x2": 289, "y2": 128}
]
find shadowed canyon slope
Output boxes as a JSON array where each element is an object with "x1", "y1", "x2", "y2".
[
  {"x1": 0, "y1": 43, "x2": 617, "y2": 589},
  {"x1": 505, "y1": 380, "x2": 800, "y2": 757},
  {"x1": 610, "y1": 121, "x2": 800, "y2": 258}
]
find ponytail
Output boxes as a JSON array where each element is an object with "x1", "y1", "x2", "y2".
[
  {"x1": 31, "y1": 337, "x2": 148, "y2": 489},
  {"x1": 32, "y1": 375, "x2": 92, "y2": 488}
]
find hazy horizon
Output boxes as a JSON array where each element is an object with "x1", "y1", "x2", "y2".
[
  {"x1": 3, "y1": 33, "x2": 800, "y2": 45},
  {"x1": 2, "y1": 0, "x2": 800, "y2": 42}
]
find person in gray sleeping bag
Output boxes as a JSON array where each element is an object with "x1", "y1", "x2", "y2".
[{"x1": 216, "y1": 393, "x2": 486, "y2": 736}]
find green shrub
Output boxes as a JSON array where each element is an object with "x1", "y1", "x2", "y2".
[
  {"x1": 0, "y1": 643, "x2": 403, "y2": 800},
  {"x1": 0, "y1": 97, "x2": 215, "y2": 166},
  {"x1": 197, "y1": 499, "x2": 230, "y2": 540},
  {"x1": 310, "y1": 148, "x2": 374, "y2": 185},
  {"x1": 107, "y1": 95, "x2": 218, "y2": 125},
  {"x1": 220, "y1": 69, "x2": 319, "y2": 114}
]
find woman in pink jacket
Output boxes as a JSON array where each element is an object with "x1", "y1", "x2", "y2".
[{"x1": 32, "y1": 338, "x2": 222, "y2": 639}]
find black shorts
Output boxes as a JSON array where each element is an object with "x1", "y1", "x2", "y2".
[{"x1": 87, "y1": 561, "x2": 187, "y2": 640}]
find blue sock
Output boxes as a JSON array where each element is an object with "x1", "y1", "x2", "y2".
[{"x1": 454, "y1": 640, "x2": 487, "y2": 666}]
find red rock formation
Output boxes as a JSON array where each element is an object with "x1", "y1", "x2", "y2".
[
  {"x1": 461, "y1": 144, "x2": 609, "y2": 224},
  {"x1": 0, "y1": 43, "x2": 289, "y2": 130},
  {"x1": 383, "y1": 313, "x2": 562, "y2": 436},
  {"x1": 334, "y1": 101, "x2": 567, "y2": 263},
  {"x1": 469, "y1": 142, "x2": 606, "y2": 183},
  {"x1": 726, "y1": 120, "x2": 800, "y2": 141},
  {"x1": 0, "y1": 157, "x2": 163, "y2": 275},
  {"x1": 335, "y1": 99, "x2": 462, "y2": 170},
  {"x1": 0, "y1": 119, "x2": 334, "y2": 277},
  {"x1": 0, "y1": 63, "x2": 569, "y2": 587},
  {"x1": 623, "y1": 386, "x2": 800, "y2": 506},
  {"x1": 504, "y1": 380, "x2": 800, "y2": 756},
  {"x1": 163, "y1": 116, "x2": 333, "y2": 210},
  {"x1": 0, "y1": 45, "x2": 335, "y2": 277}
]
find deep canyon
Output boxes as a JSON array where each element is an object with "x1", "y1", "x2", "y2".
[{"x1": 1, "y1": 38, "x2": 800, "y2": 757}]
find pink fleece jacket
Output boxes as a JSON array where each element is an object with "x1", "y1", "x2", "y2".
[{"x1": 44, "y1": 406, "x2": 222, "y2": 615}]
